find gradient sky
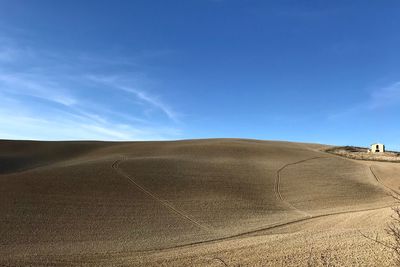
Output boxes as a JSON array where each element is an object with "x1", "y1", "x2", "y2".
[{"x1": 1, "y1": 1, "x2": 400, "y2": 150}]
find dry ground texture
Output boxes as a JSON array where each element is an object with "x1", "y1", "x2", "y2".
[
  {"x1": 326, "y1": 146, "x2": 400, "y2": 162},
  {"x1": 0, "y1": 139, "x2": 400, "y2": 266}
]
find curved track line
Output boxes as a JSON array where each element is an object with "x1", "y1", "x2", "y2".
[
  {"x1": 112, "y1": 157, "x2": 214, "y2": 234},
  {"x1": 370, "y1": 165, "x2": 400, "y2": 195},
  {"x1": 129, "y1": 203, "x2": 393, "y2": 254},
  {"x1": 111, "y1": 155, "x2": 394, "y2": 254},
  {"x1": 274, "y1": 156, "x2": 329, "y2": 216}
]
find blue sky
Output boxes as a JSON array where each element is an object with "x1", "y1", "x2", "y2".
[{"x1": 1, "y1": 1, "x2": 400, "y2": 150}]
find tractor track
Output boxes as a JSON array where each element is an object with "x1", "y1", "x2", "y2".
[
  {"x1": 112, "y1": 157, "x2": 214, "y2": 234},
  {"x1": 128, "y1": 203, "x2": 393, "y2": 254},
  {"x1": 370, "y1": 165, "x2": 400, "y2": 195},
  {"x1": 111, "y1": 154, "x2": 395, "y2": 254},
  {"x1": 274, "y1": 156, "x2": 329, "y2": 216}
]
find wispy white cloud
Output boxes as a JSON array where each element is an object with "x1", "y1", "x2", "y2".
[
  {"x1": 369, "y1": 82, "x2": 400, "y2": 110},
  {"x1": 0, "y1": 72, "x2": 77, "y2": 106},
  {"x1": 0, "y1": 100, "x2": 181, "y2": 141},
  {"x1": 87, "y1": 74, "x2": 180, "y2": 122},
  {"x1": 0, "y1": 33, "x2": 182, "y2": 141},
  {"x1": 328, "y1": 81, "x2": 400, "y2": 120},
  {"x1": 119, "y1": 85, "x2": 179, "y2": 122}
]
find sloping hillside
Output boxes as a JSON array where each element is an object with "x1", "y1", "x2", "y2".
[{"x1": 0, "y1": 139, "x2": 398, "y2": 266}]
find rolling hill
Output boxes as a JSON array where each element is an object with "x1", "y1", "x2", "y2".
[{"x1": 0, "y1": 139, "x2": 399, "y2": 266}]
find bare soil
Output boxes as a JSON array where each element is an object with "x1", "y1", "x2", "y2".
[
  {"x1": 0, "y1": 139, "x2": 399, "y2": 266},
  {"x1": 326, "y1": 146, "x2": 400, "y2": 162}
]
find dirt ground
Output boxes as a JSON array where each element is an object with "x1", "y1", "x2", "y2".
[{"x1": 0, "y1": 139, "x2": 399, "y2": 266}]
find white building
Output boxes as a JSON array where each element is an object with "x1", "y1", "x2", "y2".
[{"x1": 370, "y1": 143, "x2": 385, "y2": 153}]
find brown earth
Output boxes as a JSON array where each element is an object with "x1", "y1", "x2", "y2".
[
  {"x1": 0, "y1": 139, "x2": 399, "y2": 266},
  {"x1": 326, "y1": 146, "x2": 400, "y2": 162}
]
